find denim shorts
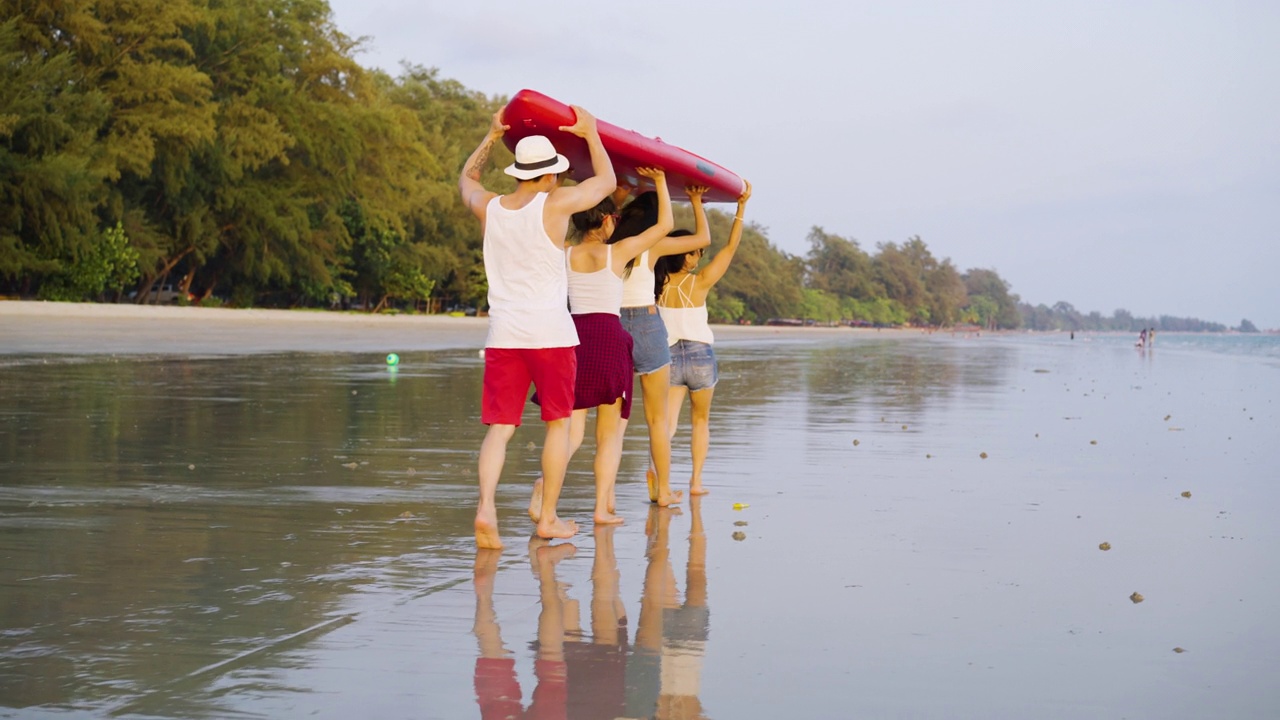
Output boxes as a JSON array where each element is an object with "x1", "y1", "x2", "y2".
[
  {"x1": 669, "y1": 340, "x2": 718, "y2": 391},
  {"x1": 620, "y1": 306, "x2": 671, "y2": 375}
]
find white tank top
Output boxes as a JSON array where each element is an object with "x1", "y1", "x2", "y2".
[
  {"x1": 659, "y1": 273, "x2": 715, "y2": 345},
  {"x1": 482, "y1": 194, "x2": 579, "y2": 348},
  {"x1": 620, "y1": 249, "x2": 658, "y2": 308},
  {"x1": 567, "y1": 245, "x2": 623, "y2": 315}
]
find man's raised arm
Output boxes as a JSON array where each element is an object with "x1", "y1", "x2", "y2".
[
  {"x1": 459, "y1": 111, "x2": 508, "y2": 220},
  {"x1": 550, "y1": 106, "x2": 616, "y2": 213}
]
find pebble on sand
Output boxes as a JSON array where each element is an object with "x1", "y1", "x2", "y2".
[
  {"x1": 852, "y1": 439, "x2": 860, "y2": 446},
  {"x1": 1090, "y1": 440, "x2": 1098, "y2": 445},
  {"x1": 1173, "y1": 647, "x2": 1186, "y2": 653},
  {"x1": 732, "y1": 531, "x2": 747, "y2": 541},
  {"x1": 980, "y1": 452, "x2": 988, "y2": 459},
  {"x1": 1130, "y1": 592, "x2": 1145, "y2": 604},
  {"x1": 1181, "y1": 491, "x2": 1192, "y2": 498},
  {"x1": 1099, "y1": 542, "x2": 1111, "y2": 551}
]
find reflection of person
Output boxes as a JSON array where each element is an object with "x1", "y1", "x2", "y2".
[
  {"x1": 611, "y1": 187, "x2": 712, "y2": 507},
  {"x1": 471, "y1": 542, "x2": 579, "y2": 719},
  {"x1": 657, "y1": 495, "x2": 710, "y2": 720},
  {"x1": 529, "y1": 169, "x2": 675, "y2": 526},
  {"x1": 655, "y1": 183, "x2": 752, "y2": 496},
  {"x1": 471, "y1": 549, "x2": 523, "y2": 719},
  {"x1": 622, "y1": 499, "x2": 711, "y2": 719},
  {"x1": 458, "y1": 106, "x2": 616, "y2": 548},
  {"x1": 564, "y1": 526, "x2": 629, "y2": 719}
]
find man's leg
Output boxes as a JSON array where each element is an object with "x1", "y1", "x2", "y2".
[
  {"x1": 529, "y1": 408, "x2": 588, "y2": 523},
  {"x1": 528, "y1": 347, "x2": 579, "y2": 540},
  {"x1": 476, "y1": 423, "x2": 516, "y2": 549},
  {"x1": 536, "y1": 417, "x2": 578, "y2": 539}
]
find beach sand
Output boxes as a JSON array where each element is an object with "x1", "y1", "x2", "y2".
[
  {"x1": 0, "y1": 300, "x2": 884, "y2": 355},
  {"x1": 1, "y1": 302, "x2": 1277, "y2": 718}
]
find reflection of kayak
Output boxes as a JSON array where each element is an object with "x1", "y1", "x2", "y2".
[{"x1": 502, "y1": 89, "x2": 746, "y2": 203}]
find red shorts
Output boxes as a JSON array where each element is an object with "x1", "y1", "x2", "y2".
[{"x1": 482, "y1": 347, "x2": 577, "y2": 425}]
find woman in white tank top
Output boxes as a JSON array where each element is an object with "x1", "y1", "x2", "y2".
[
  {"x1": 611, "y1": 186, "x2": 712, "y2": 507},
  {"x1": 654, "y1": 181, "x2": 752, "y2": 496},
  {"x1": 530, "y1": 168, "x2": 673, "y2": 525}
]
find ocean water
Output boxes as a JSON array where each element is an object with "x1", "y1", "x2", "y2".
[{"x1": 1, "y1": 331, "x2": 1277, "y2": 718}]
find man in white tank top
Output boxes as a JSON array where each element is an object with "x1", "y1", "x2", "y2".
[{"x1": 459, "y1": 107, "x2": 616, "y2": 549}]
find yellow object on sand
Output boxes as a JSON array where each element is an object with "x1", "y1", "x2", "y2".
[{"x1": 733, "y1": 503, "x2": 749, "y2": 510}]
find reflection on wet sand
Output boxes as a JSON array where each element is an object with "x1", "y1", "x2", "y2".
[{"x1": 474, "y1": 498, "x2": 711, "y2": 719}]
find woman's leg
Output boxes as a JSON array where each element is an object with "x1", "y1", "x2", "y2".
[
  {"x1": 664, "y1": 384, "x2": 687, "y2": 481},
  {"x1": 592, "y1": 400, "x2": 626, "y2": 525},
  {"x1": 639, "y1": 366, "x2": 681, "y2": 507},
  {"x1": 687, "y1": 387, "x2": 715, "y2": 495}
]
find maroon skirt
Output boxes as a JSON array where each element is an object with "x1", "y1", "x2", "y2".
[{"x1": 572, "y1": 313, "x2": 634, "y2": 418}]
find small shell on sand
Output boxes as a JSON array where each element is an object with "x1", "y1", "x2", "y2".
[
  {"x1": 1130, "y1": 592, "x2": 1145, "y2": 604},
  {"x1": 732, "y1": 531, "x2": 746, "y2": 541},
  {"x1": 1173, "y1": 647, "x2": 1186, "y2": 653},
  {"x1": 1099, "y1": 542, "x2": 1111, "y2": 551},
  {"x1": 1181, "y1": 491, "x2": 1192, "y2": 498}
]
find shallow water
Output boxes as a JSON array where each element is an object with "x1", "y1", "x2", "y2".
[{"x1": 2, "y1": 334, "x2": 1278, "y2": 718}]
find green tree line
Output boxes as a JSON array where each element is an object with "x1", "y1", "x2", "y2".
[
  {"x1": 1017, "y1": 301, "x2": 1230, "y2": 333},
  {"x1": 14, "y1": 1, "x2": 1221, "y2": 332}
]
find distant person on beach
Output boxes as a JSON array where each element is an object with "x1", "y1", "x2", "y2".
[
  {"x1": 654, "y1": 182, "x2": 751, "y2": 496},
  {"x1": 458, "y1": 107, "x2": 616, "y2": 549},
  {"x1": 1138, "y1": 328, "x2": 1147, "y2": 348},
  {"x1": 529, "y1": 168, "x2": 675, "y2": 526},
  {"x1": 610, "y1": 187, "x2": 713, "y2": 507}
]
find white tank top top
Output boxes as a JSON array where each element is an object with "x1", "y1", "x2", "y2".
[
  {"x1": 482, "y1": 194, "x2": 579, "y2": 348},
  {"x1": 567, "y1": 245, "x2": 623, "y2": 315},
  {"x1": 659, "y1": 273, "x2": 715, "y2": 345},
  {"x1": 620, "y1": 249, "x2": 658, "y2": 308}
]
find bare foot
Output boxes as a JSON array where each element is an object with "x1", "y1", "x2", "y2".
[
  {"x1": 475, "y1": 512, "x2": 503, "y2": 550},
  {"x1": 656, "y1": 489, "x2": 683, "y2": 508},
  {"x1": 645, "y1": 467, "x2": 658, "y2": 503},
  {"x1": 528, "y1": 476, "x2": 544, "y2": 523},
  {"x1": 689, "y1": 484, "x2": 710, "y2": 496},
  {"x1": 593, "y1": 510, "x2": 625, "y2": 526},
  {"x1": 536, "y1": 516, "x2": 579, "y2": 540}
]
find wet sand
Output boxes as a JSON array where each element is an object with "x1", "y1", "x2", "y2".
[{"x1": 2, "y1": 303, "x2": 1278, "y2": 718}]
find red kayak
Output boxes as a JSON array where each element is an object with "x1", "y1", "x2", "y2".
[{"x1": 501, "y1": 89, "x2": 746, "y2": 203}]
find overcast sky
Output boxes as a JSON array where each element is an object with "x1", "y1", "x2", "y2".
[{"x1": 326, "y1": 0, "x2": 1279, "y2": 329}]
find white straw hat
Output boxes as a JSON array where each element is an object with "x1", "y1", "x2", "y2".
[{"x1": 504, "y1": 135, "x2": 570, "y2": 180}]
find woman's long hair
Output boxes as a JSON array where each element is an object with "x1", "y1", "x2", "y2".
[
  {"x1": 653, "y1": 230, "x2": 694, "y2": 301},
  {"x1": 607, "y1": 191, "x2": 658, "y2": 274},
  {"x1": 570, "y1": 196, "x2": 618, "y2": 239}
]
